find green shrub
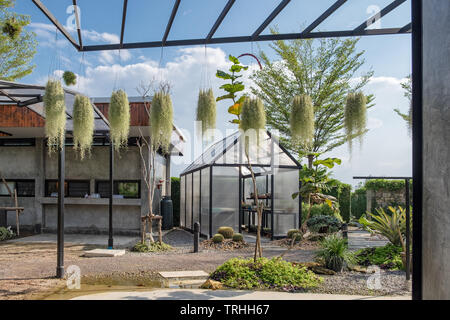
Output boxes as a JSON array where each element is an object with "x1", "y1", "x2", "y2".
[
  {"x1": 132, "y1": 241, "x2": 172, "y2": 252},
  {"x1": 232, "y1": 233, "x2": 243, "y2": 242},
  {"x1": 316, "y1": 234, "x2": 355, "y2": 272},
  {"x1": 0, "y1": 227, "x2": 15, "y2": 241},
  {"x1": 355, "y1": 244, "x2": 403, "y2": 270},
  {"x1": 217, "y1": 226, "x2": 234, "y2": 239},
  {"x1": 307, "y1": 215, "x2": 342, "y2": 233},
  {"x1": 212, "y1": 234, "x2": 224, "y2": 243},
  {"x1": 210, "y1": 257, "x2": 322, "y2": 291},
  {"x1": 287, "y1": 229, "x2": 302, "y2": 241}
]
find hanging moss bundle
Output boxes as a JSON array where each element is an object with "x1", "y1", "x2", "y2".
[
  {"x1": 63, "y1": 71, "x2": 77, "y2": 86},
  {"x1": 2, "y1": 18, "x2": 22, "y2": 40},
  {"x1": 109, "y1": 90, "x2": 130, "y2": 151},
  {"x1": 344, "y1": 91, "x2": 367, "y2": 152},
  {"x1": 72, "y1": 95, "x2": 94, "y2": 160},
  {"x1": 44, "y1": 80, "x2": 66, "y2": 154},
  {"x1": 239, "y1": 97, "x2": 266, "y2": 148},
  {"x1": 196, "y1": 88, "x2": 216, "y2": 139},
  {"x1": 290, "y1": 95, "x2": 315, "y2": 146},
  {"x1": 150, "y1": 91, "x2": 173, "y2": 154}
]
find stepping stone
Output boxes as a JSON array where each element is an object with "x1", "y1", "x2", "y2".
[
  {"x1": 159, "y1": 270, "x2": 208, "y2": 280},
  {"x1": 83, "y1": 249, "x2": 126, "y2": 257}
]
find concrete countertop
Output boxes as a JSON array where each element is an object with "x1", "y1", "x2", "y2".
[{"x1": 39, "y1": 197, "x2": 141, "y2": 206}]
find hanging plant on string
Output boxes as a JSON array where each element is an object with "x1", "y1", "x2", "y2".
[
  {"x1": 344, "y1": 91, "x2": 367, "y2": 153},
  {"x1": 109, "y1": 89, "x2": 130, "y2": 151},
  {"x1": 2, "y1": 17, "x2": 22, "y2": 40},
  {"x1": 196, "y1": 88, "x2": 216, "y2": 141},
  {"x1": 72, "y1": 95, "x2": 94, "y2": 160},
  {"x1": 290, "y1": 94, "x2": 315, "y2": 147},
  {"x1": 150, "y1": 90, "x2": 174, "y2": 154},
  {"x1": 62, "y1": 71, "x2": 77, "y2": 86},
  {"x1": 44, "y1": 80, "x2": 66, "y2": 154}
]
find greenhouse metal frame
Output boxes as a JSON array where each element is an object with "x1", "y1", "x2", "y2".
[{"x1": 180, "y1": 131, "x2": 302, "y2": 240}]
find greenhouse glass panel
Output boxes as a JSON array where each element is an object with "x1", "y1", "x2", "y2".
[
  {"x1": 193, "y1": 171, "x2": 200, "y2": 227},
  {"x1": 211, "y1": 166, "x2": 239, "y2": 235},
  {"x1": 186, "y1": 173, "x2": 192, "y2": 230},
  {"x1": 200, "y1": 167, "x2": 210, "y2": 236},
  {"x1": 273, "y1": 168, "x2": 299, "y2": 237},
  {"x1": 180, "y1": 175, "x2": 185, "y2": 227}
]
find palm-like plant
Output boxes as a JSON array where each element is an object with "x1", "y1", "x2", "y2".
[{"x1": 358, "y1": 206, "x2": 410, "y2": 249}]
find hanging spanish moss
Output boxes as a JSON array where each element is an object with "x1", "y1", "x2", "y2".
[
  {"x1": 63, "y1": 71, "x2": 77, "y2": 86},
  {"x1": 196, "y1": 88, "x2": 216, "y2": 140},
  {"x1": 344, "y1": 91, "x2": 367, "y2": 152},
  {"x1": 44, "y1": 80, "x2": 66, "y2": 154},
  {"x1": 290, "y1": 94, "x2": 315, "y2": 147},
  {"x1": 109, "y1": 90, "x2": 130, "y2": 151},
  {"x1": 240, "y1": 97, "x2": 266, "y2": 149},
  {"x1": 2, "y1": 17, "x2": 22, "y2": 40},
  {"x1": 72, "y1": 95, "x2": 94, "y2": 160},
  {"x1": 150, "y1": 91, "x2": 173, "y2": 154}
]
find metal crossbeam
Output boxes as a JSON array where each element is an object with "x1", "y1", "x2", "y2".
[
  {"x1": 251, "y1": 0, "x2": 291, "y2": 39},
  {"x1": 120, "y1": 0, "x2": 128, "y2": 47},
  {"x1": 32, "y1": 0, "x2": 80, "y2": 49},
  {"x1": 302, "y1": 0, "x2": 347, "y2": 34},
  {"x1": 206, "y1": 0, "x2": 235, "y2": 42},
  {"x1": 72, "y1": 0, "x2": 82, "y2": 49},
  {"x1": 354, "y1": 0, "x2": 407, "y2": 32},
  {"x1": 162, "y1": 0, "x2": 181, "y2": 46}
]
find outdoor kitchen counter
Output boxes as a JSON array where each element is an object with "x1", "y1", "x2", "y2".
[{"x1": 39, "y1": 197, "x2": 141, "y2": 206}]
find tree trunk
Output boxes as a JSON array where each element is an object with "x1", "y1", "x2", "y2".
[
  {"x1": 301, "y1": 193, "x2": 312, "y2": 233},
  {"x1": 307, "y1": 154, "x2": 314, "y2": 169}
]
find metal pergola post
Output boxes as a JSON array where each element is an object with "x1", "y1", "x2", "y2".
[
  {"x1": 56, "y1": 143, "x2": 65, "y2": 279},
  {"x1": 108, "y1": 139, "x2": 114, "y2": 249}
]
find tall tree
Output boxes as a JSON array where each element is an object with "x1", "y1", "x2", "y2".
[
  {"x1": 0, "y1": 0, "x2": 37, "y2": 81},
  {"x1": 393, "y1": 75, "x2": 412, "y2": 133},
  {"x1": 251, "y1": 35, "x2": 374, "y2": 164}
]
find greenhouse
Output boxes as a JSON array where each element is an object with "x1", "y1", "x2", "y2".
[{"x1": 180, "y1": 130, "x2": 302, "y2": 239}]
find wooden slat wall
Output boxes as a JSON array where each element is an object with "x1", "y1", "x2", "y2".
[
  {"x1": 95, "y1": 102, "x2": 150, "y2": 126},
  {"x1": 0, "y1": 105, "x2": 45, "y2": 127}
]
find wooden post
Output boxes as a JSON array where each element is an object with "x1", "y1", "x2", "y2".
[{"x1": 158, "y1": 218, "x2": 162, "y2": 243}]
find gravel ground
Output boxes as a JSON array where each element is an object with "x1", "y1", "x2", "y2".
[
  {"x1": 311, "y1": 270, "x2": 411, "y2": 296},
  {"x1": 0, "y1": 229, "x2": 411, "y2": 299}
]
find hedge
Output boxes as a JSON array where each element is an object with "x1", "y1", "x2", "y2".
[{"x1": 171, "y1": 177, "x2": 180, "y2": 227}]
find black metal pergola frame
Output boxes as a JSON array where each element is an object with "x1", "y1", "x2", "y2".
[
  {"x1": 32, "y1": 0, "x2": 411, "y2": 51},
  {"x1": 31, "y1": 0, "x2": 424, "y2": 300}
]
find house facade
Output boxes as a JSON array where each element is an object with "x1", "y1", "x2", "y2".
[{"x1": 0, "y1": 96, "x2": 185, "y2": 235}]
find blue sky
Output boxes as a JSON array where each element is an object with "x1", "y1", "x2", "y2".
[{"x1": 14, "y1": 0, "x2": 412, "y2": 186}]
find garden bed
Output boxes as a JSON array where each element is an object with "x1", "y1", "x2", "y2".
[{"x1": 201, "y1": 239, "x2": 249, "y2": 251}]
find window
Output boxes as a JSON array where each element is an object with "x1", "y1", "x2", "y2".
[
  {"x1": 0, "y1": 138, "x2": 35, "y2": 146},
  {"x1": 0, "y1": 180, "x2": 35, "y2": 197},
  {"x1": 45, "y1": 180, "x2": 89, "y2": 198},
  {"x1": 96, "y1": 180, "x2": 140, "y2": 199}
]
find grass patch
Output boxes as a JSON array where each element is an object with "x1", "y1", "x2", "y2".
[
  {"x1": 210, "y1": 257, "x2": 322, "y2": 291},
  {"x1": 355, "y1": 243, "x2": 403, "y2": 270},
  {"x1": 131, "y1": 241, "x2": 173, "y2": 253}
]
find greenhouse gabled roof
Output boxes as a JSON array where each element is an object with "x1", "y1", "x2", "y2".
[{"x1": 181, "y1": 130, "x2": 301, "y2": 175}]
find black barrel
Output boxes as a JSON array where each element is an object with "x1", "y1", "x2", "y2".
[{"x1": 160, "y1": 196, "x2": 173, "y2": 230}]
